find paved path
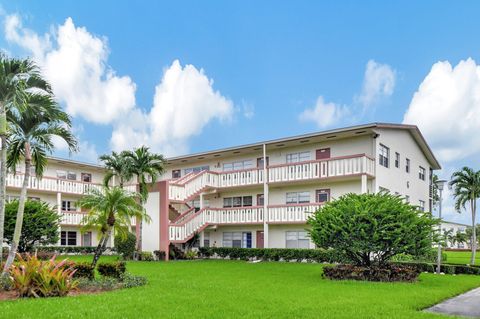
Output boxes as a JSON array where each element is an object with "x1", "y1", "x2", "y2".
[{"x1": 427, "y1": 287, "x2": 480, "y2": 318}]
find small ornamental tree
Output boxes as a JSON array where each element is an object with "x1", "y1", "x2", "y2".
[
  {"x1": 4, "y1": 200, "x2": 61, "y2": 252},
  {"x1": 307, "y1": 193, "x2": 439, "y2": 267}
]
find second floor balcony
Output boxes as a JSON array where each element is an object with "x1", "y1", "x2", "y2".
[{"x1": 168, "y1": 154, "x2": 375, "y2": 202}]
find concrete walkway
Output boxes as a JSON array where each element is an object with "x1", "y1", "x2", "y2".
[{"x1": 427, "y1": 287, "x2": 480, "y2": 318}]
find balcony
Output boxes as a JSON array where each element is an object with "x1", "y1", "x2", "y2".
[
  {"x1": 6, "y1": 173, "x2": 102, "y2": 195},
  {"x1": 168, "y1": 154, "x2": 374, "y2": 202},
  {"x1": 60, "y1": 210, "x2": 137, "y2": 226},
  {"x1": 168, "y1": 203, "x2": 323, "y2": 242}
]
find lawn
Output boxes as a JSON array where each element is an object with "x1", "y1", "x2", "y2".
[
  {"x1": 445, "y1": 250, "x2": 480, "y2": 265},
  {"x1": 1, "y1": 258, "x2": 480, "y2": 319}
]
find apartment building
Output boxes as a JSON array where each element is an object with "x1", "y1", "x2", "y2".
[
  {"x1": 4, "y1": 123, "x2": 440, "y2": 254},
  {"x1": 441, "y1": 221, "x2": 470, "y2": 249},
  {"x1": 141, "y1": 123, "x2": 441, "y2": 258},
  {"x1": 4, "y1": 157, "x2": 119, "y2": 247}
]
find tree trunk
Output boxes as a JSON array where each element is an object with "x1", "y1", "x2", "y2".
[
  {"x1": 0, "y1": 102, "x2": 7, "y2": 266},
  {"x1": 471, "y1": 199, "x2": 477, "y2": 265},
  {"x1": 136, "y1": 177, "x2": 143, "y2": 255},
  {"x1": 3, "y1": 143, "x2": 31, "y2": 274},
  {"x1": 91, "y1": 228, "x2": 112, "y2": 268}
]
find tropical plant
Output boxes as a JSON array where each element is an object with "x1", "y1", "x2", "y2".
[
  {"x1": 442, "y1": 228, "x2": 455, "y2": 248},
  {"x1": 465, "y1": 225, "x2": 480, "y2": 250},
  {"x1": 114, "y1": 231, "x2": 137, "y2": 260},
  {"x1": 2, "y1": 93, "x2": 77, "y2": 274},
  {"x1": 77, "y1": 186, "x2": 149, "y2": 267},
  {"x1": 123, "y1": 146, "x2": 165, "y2": 254},
  {"x1": 99, "y1": 151, "x2": 133, "y2": 188},
  {"x1": 4, "y1": 199, "x2": 61, "y2": 252},
  {"x1": 9, "y1": 253, "x2": 78, "y2": 298},
  {"x1": 454, "y1": 231, "x2": 469, "y2": 248},
  {"x1": 449, "y1": 167, "x2": 480, "y2": 264},
  {"x1": 307, "y1": 193, "x2": 439, "y2": 267},
  {"x1": 0, "y1": 55, "x2": 51, "y2": 266}
]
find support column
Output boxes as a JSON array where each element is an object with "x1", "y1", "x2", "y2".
[
  {"x1": 56, "y1": 192, "x2": 62, "y2": 245},
  {"x1": 200, "y1": 193, "x2": 204, "y2": 209},
  {"x1": 263, "y1": 144, "x2": 269, "y2": 248},
  {"x1": 361, "y1": 174, "x2": 367, "y2": 194},
  {"x1": 159, "y1": 181, "x2": 170, "y2": 260}
]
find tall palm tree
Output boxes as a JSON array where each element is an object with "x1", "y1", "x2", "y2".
[
  {"x1": 77, "y1": 186, "x2": 149, "y2": 267},
  {"x1": 124, "y1": 146, "x2": 165, "y2": 253},
  {"x1": 2, "y1": 93, "x2": 77, "y2": 273},
  {"x1": 99, "y1": 151, "x2": 133, "y2": 188},
  {"x1": 0, "y1": 55, "x2": 51, "y2": 265},
  {"x1": 449, "y1": 167, "x2": 480, "y2": 265}
]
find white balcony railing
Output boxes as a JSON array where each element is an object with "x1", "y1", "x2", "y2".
[
  {"x1": 168, "y1": 154, "x2": 375, "y2": 201},
  {"x1": 6, "y1": 173, "x2": 103, "y2": 195},
  {"x1": 61, "y1": 210, "x2": 137, "y2": 226},
  {"x1": 168, "y1": 204, "x2": 321, "y2": 242}
]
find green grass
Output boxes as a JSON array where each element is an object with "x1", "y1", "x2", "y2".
[
  {"x1": 445, "y1": 250, "x2": 480, "y2": 265},
  {"x1": 1, "y1": 258, "x2": 480, "y2": 319}
]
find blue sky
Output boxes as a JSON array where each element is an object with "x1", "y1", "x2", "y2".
[{"x1": 1, "y1": 1, "x2": 480, "y2": 223}]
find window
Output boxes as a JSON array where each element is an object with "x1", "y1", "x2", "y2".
[
  {"x1": 379, "y1": 144, "x2": 389, "y2": 168},
  {"x1": 406, "y1": 158, "x2": 410, "y2": 173},
  {"x1": 57, "y1": 170, "x2": 76, "y2": 180},
  {"x1": 257, "y1": 194, "x2": 264, "y2": 206},
  {"x1": 81, "y1": 173, "x2": 92, "y2": 183},
  {"x1": 61, "y1": 231, "x2": 77, "y2": 246},
  {"x1": 286, "y1": 231, "x2": 310, "y2": 249},
  {"x1": 223, "y1": 160, "x2": 253, "y2": 172},
  {"x1": 56, "y1": 170, "x2": 67, "y2": 179},
  {"x1": 223, "y1": 196, "x2": 253, "y2": 208},
  {"x1": 62, "y1": 200, "x2": 76, "y2": 212},
  {"x1": 184, "y1": 165, "x2": 209, "y2": 175},
  {"x1": 286, "y1": 192, "x2": 310, "y2": 204},
  {"x1": 256, "y1": 157, "x2": 269, "y2": 168},
  {"x1": 223, "y1": 232, "x2": 252, "y2": 248},
  {"x1": 204, "y1": 232, "x2": 210, "y2": 247},
  {"x1": 286, "y1": 151, "x2": 310, "y2": 163},
  {"x1": 316, "y1": 189, "x2": 330, "y2": 203},
  {"x1": 419, "y1": 166, "x2": 426, "y2": 181},
  {"x1": 172, "y1": 170, "x2": 181, "y2": 179},
  {"x1": 395, "y1": 152, "x2": 400, "y2": 168},
  {"x1": 82, "y1": 232, "x2": 92, "y2": 246},
  {"x1": 419, "y1": 200, "x2": 425, "y2": 212}
]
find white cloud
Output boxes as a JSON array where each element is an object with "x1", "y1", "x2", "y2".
[
  {"x1": 299, "y1": 96, "x2": 348, "y2": 128},
  {"x1": 5, "y1": 15, "x2": 136, "y2": 124},
  {"x1": 403, "y1": 58, "x2": 480, "y2": 162},
  {"x1": 111, "y1": 60, "x2": 234, "y2": 156},
  {"x1": 357, "y1": 59, "x2": 396, "y2": 107}
]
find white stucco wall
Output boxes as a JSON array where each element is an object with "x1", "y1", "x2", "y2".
[{"x1": 142, "y1": 191, "x2": 160, "y2": 252}]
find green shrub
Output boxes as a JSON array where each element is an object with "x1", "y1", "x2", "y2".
[
  {"x1": 153, "y1": 250, "x2": 166, "y2": 260},
  {"x1": 185, "y1": 250, "x2": 197, "y2": 260},
  {"x1": 389, "y1": 250, "x2": 447, "y2": 263},
  {"x1": 97, "y1": 261, "x2": 126, "y2": 279},
  {"x1": 115, "y1": 232, "x2": 137, "y2": 260},
  {"x1": 72, "y1": 262, "x2": 95, "y2": 280},
  {"x1": 198, "y1": 247, "x2": 347, "y2": 263},
  {"x1": 323, "y1": 264, "x2": 420, "y2": 282},
  {"x1": 121, "y1": 273, "x2": 148, "y2": 288},
  {"x1": 9, "y1": 253, "x2": 78, "y2": 298},
  {"x1": 391, "y1": 262, "x2": 480, "y2": 275},
  {"x1": 308, "y1": 193, "x2": 439, "y2": 266},
  {"x1": 34, "y1": 246, "x2": 105, "y2": 254},
  {"x1": 140, "y1": 251, "x2": 154, "y2": 261}
]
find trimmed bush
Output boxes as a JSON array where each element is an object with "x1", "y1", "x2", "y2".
[
  {"x1": 72, "y1": 262, "x2": 95, "y2": 280},
  {"x1": 2, "y1": 251, "x2": 55, "y2": 261},
  {"x1": 390, "y1": 250, "x2": 447, "y2": 263},
  {"x1": 97, "y1": 261, "x2": 126, "y2": 279},
  {"x1": 185, "y1": 250, "x2": 197, "y2": 260},
  {"x1": 391, "y1": 262, "x2": 480, "y2": 275},
  {"x1": 323, "y1": 264, "x2": 420, "y2": 282},
  {"x1": 34, "y1": 246, "x2": 103, "y2": 254},
  {"x1": 153, "y1": 250, "x2": 166, "y2": 261},
  {"x1": 115, "y1": 232, "x2": 137, "y2": 260},
  {"x1": 198, "y1": 247, "x2": 347, "y2": 263}
]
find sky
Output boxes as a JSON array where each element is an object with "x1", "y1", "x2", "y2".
[{"x1": 1, "y1": 1, "x2": 480, "y2": 224}]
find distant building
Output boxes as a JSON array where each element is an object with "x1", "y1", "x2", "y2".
[{"x1": 441, "y1": 221, "x2": 470, "y2": 249}]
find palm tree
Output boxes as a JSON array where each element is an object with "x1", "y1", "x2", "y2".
[
  {"x1": 77, "y1": 186, "x2": 150, "y2": 267},
  {"x1": 0, "y1": 56, "x2": 51, "y2": 265},
  {"x1": 442, "y1": 228, "x2": 455, "y2": 248},
  {"x1": 99, "y1": 151, "x2": 133, "y2": 188},
  {"x1": 449, "y1": 167, "x2": 480, "y2": 265},
  {"x1": 124, "y1": 146, "x2": 165, "y2": 253},
  {"x1": 2, "y1": 93, "x2": 77, "y2": 273}
]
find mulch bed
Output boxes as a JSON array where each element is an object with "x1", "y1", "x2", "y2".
[{"x1": 0, "y1": 286, "x2": 119, "y2": 300}]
